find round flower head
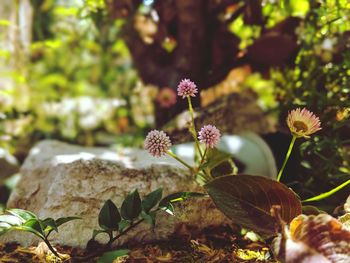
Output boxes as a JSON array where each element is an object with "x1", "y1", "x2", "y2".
[
  {"x1": 144, "y1": 130, "x2": 172, "y2": 157},
  {"x1": 157, "y1": 87, "x2": 177, "y2": 108},
  {"x1": 177, "y1": 79, "x2": 198, "y2": 98},
  {"x1": 287, "y1": 108, "x2": 321, "y2": 138},
  {"x1": 198, "y1": 125, "x2": 221, "y2": 148}
]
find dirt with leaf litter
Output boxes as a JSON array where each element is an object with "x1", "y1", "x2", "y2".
[{"x1": 0, "y1": 225, "x2": 277, "y2": 262}]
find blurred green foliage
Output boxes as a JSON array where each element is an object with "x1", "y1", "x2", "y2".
[
  {"x1": 271, "y1": 0, "x2": 350, "y2": 206},
  {"x1": 230, "y1": 0, "x2": 350, "y2": 208},
  {"x1": 0, "y1": 0, "x2": 155, "y2": 154}
]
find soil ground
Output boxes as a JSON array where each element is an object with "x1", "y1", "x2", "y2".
[{"x1": 0, "y1": 225, "x2": 277, "y2": 262}]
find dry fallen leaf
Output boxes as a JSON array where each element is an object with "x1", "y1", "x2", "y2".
[{"x1": 273, "y1": 214, "x2": 350, "y2": 263}]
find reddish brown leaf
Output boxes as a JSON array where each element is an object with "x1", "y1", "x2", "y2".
[{"x1": 204, "y1": 175, "x2": 302, "y2": 237}]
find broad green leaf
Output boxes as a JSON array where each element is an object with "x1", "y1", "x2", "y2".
[
  {"x1": 162, "y1": 203, "x2": 175, "y2": 216},
  {"x1": 200, "y1": 148, "x2": 237, "y2": 178},
  {"x1": 12, "y1": 225, "x2": 45, "y2": 239},
  {"x1": 99, "y1": 200, "x2": 121, "y2": 230},
  {"x1": 55, "y1": 216, "x2": 81, "y2": 227},
  {"x1": 142, "y1": 188, "x2": 163, "y2": 213},
  {"x1": 23, "y1": 218, "x2": 45, "y2": 236},
  {"x1": 0, "y1": 222, "x2": 12, "y2": 235},
  {"x1": 0, "y1": 227, "x2": 10, "y2": 235},
  {"x1": 7, "y1": 209, "x2": 37, "y2": 221},
  {"x1": 121, "y1": 190, "x2": 142, "y2": 221},
  {"x1": 42, "y1": 218, "x2": 58, "y2": 236},
  {"x1": 141, "y1": 211, "x2": 157, "y2": 226},
  {"x1": 0, "y1": 222, "x2": 11, "y2": 228},
  {"x1": 205, "y1": 174, "x2": 302, "y2": 237},
  {"x1": 97, "y1": 249, "x2": 130, "y2": 263},
  {"x1": 0, "y1": 215, "x2": 22, "y2": 226},
  {"x1": 210, "y1": 158, "x2": 238, "y2": 178},
  {"x1": 201, "y1": 148, "x2": 232, "y2": 171}
]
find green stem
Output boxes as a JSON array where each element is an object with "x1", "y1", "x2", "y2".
[
  {"x1": 277, "y1": 135, "x2": 297, "y2": 182},
  {"x1": 108, "y1": 218, "x2": 144, "y2": 246},
  {"x1": 302, "y1": 179, "x2": 350, "y2": 203},
  {"x1": 200, "y1": 148, "x2": 208, "y2": 166},
  {"x1": 167, "y1": 151, "x2": 194, "y2": 171},
  {"x1": 187, "y1": 96, "x2": 203, "y2": 158},
  {"x1": 43, "y1": 238, "x2": 61, "y2": 259},
  {"x1": 198, "y1": 148, "x2": 212, "y2": 183}
]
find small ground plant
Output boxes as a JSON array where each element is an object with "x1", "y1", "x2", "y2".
[{"x1": 0, "y1": 208, "x2": 80, "y2": 258}]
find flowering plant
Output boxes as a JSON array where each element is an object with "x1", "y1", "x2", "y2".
[{"x1": 144, "y1": 79, "x2": 349, "y2": 240}]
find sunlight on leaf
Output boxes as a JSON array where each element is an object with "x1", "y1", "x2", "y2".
[{"x1": 205, "y1": 175, "x2": 302, "y2": 237}]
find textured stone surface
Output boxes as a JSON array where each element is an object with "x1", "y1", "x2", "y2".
[{"x1": 2, "y1": 140, "x2": 229, "y2": 248}]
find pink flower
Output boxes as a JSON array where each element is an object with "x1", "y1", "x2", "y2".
[
  {"x1": 144, "y1": 130, "x2": 172, "y2": 157},
  {"x1": 198, "y1": 125, "x2": 221, "y2": 148},
  {"x1": 177, "y1": 79, "x2": 198, "y2": 98},
  {"x1": 157, "y1": 87, "x2": 177, "y2": 108},
  {"x1": 287, "y1": 108, "x2": 321, "y2": 138}
]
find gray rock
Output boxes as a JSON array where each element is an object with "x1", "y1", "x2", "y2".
[{"x1": 2, "y1": 140, "x2": 229, "y2": 248}]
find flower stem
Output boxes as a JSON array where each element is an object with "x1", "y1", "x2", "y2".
[
  {"x1": 302, "y1": 179, "x2": 350, "y2": 203},
  {"x1": 198, "y1": 148, "x2": 213, "y2": 182},
  {"x1": 277, "y1": 135, "x2": 297, "y2": 182},
  {"x1": 200, "y1": 148, "x2": 208, "y2": 166},
  {"x1": 187, "y1": 96, "x2": 203, "y2": 158},
  {"x1": 167, "y1": 151, "x2": 193, "y2": 171}
]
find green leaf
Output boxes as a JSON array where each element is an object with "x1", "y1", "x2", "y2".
[
  {"x1": 41, "y1": 217, "x2": 58, "y2": 235},
  {"x1": 210, "y1": 159, "x2": 238, "y2": 178},
  {"x1": 162, "y1": 203, "x2": 175, "y2": 216},
  {"x1": 0, "y1": 226, "x2": 10, "y2": 235},
  {"x1": 24, "y1": 218, "x2": 44, "y2": 235},
  {"x1": 204, "y1": 174, "x2": 302, "y2": 237},
  {"x1": 0, "y1": 222, "x2": 11, "y2": 228},
  {"x1": 97, "y1": 249, "x2": 130, "y2": 263},
  {"x1": 55, "y1": 216, "x2": 81, "y2": 227},
  {"x1": 141, "y1": 211, "x2": 157, "y2": 226},
  {"x1": 99, "y1": 200, "x2": 121, "y2": 230},
  {"x1": 200, "y1": 148, "x2": 237, "y2": 178},
  {"x1": 7, "y1": 209, "x2": 37, "y2": 221},
  {"x1": 121, "y1": 190, "x2": 142, "y2": 220},
  {"x1": 0, "y1": 215, "x2": 23, "y2": 226},
  {"x1": 12, "y1": 225, "x2": 45, "y2": 239},
  {"x1": 201, "y1": 148, "x2": 232, "y2": 171},
  {"x1": 142, "y1": 188, "x2": 163, "y2": 213},
  {"x1": 0, "y1": 221, "x2": 12, "y2": 235},
  {"x1": 7, "y1": 218, "x2": 46, "y2": 239}
]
